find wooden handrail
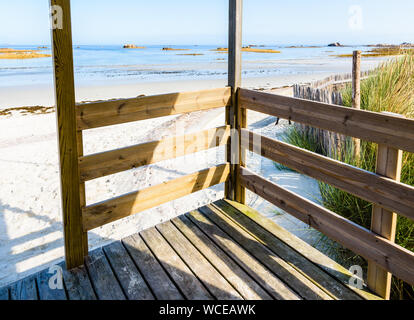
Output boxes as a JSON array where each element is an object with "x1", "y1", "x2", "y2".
[
  {"x1": 79, "y1": 126, "x2": 230, "y2": 182},
  {"x1": 241, "y1": 129, "x2": 414, "y2": 222},
  {"x1": 240, "y1": 88, "x2": 414, "y2": 153},
  {"x1": 77, "y1": 87, "x2": 231, "y2": 130},
  {"x1": 83, "y1": 164, "x2": 230, "y2": 231},
  {"x1": 239, "y1": 167, "x2": 414, "y2": 287}
]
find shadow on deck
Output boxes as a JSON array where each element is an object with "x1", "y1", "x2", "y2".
[{"x1": 0, "y1": 200, "x2": 380, "y2": 300}]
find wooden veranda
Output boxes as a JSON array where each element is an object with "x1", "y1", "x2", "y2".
[{"x1": 1, "y1": 0, "x2": 414, "y2": 300}]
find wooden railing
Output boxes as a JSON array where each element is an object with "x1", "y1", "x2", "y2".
[
  {"x1": 51, "y1": 0, "x2": 412, "y2": 300},
  {"x1": 77, "y1": 89, "x2": 232, "y2": 231},
  {"x1": 238, "y1": 88, "x2": 414, "y2": 299}
]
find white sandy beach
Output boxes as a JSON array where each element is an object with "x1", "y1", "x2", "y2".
[{"x1": 0, "y1": 57, "x2": 386, "y2": 287}]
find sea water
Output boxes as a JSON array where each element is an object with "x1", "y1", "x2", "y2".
[{"x1": 0, "y1": 44, "x2": 370, "y2": 87}]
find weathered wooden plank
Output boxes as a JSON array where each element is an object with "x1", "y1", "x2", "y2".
[
  {"x1": 368, "y1": 144, "x2": 402, "y2": 299},
  {"x1": 199, "y1": 205, "x2": 333, "y2": 300},
  {"x1": 77, "y1": 87, "x2": 231, "y2": 130},
  {"x1": 122, "y1": 234, "x2": 183, "y2": 300},
  {"x1": 0, "y1": 287, "x2": 9, "y2": 300},
  {"x1": 222, "y1": 199, "x2": 381, "y2": 300},
  {"x1": 84, "y1": 248, "x2": 126, "y2": 300},
  {"x1": 10, "y1": 275, "x2": 38, "y2": 300},
  {"x1": 36, "y1": 264, "x2": 67, "y2": 300},
  {"x1": 239, "y1": 88, "x2": 414, "y2": 153},
  {"x1": 352, "y1": 50, "x2": 361, "y2": 160},
  {"x1": 239, "y1": 167, "x2": 414, "y2": 287},
  {"x1": 83, "y1": 164, "x2": 230, "y2": 231},
  {"x1": 103, "y1": 241, "x2": 154, "y2": 300},
  {"x1": 62, "y1": 265, "x2": 97, "y2": 300},
  {"x1": 226, "y1": 0, "x2": 243, "y2": 201},
  {"x1": 76, "y1": 130, "x2": 89, "y2": 257},
  {"x1": 140, "y1": 227, "x2": 213, "y2": 300},
  {"x1": 241, "y1": 129, "x2": 414, "y2": 222},
  {"x1": 228, "y1": 0, "x2": 242, "y2": 91},
  {"x1": 187, "y1": 210, "x2": 301, "y2": 300},
  {"x1": 79, "y1": 126, "x2": 230, "y2": 182},
  {"x1": 236, "y1": 89, "x2": 247, "y2": 204},
  {"x1": 156, "y1": 221, "x2": 243, "y2": 300},
  {"x1": 214, "y1": 200, "x2": 363, "y2": 300},
  {"x1": 173, "y1": 215, "x2": 273, "y2": 300},
  {"x1": 50, "y1": 0, "x2": 86, "y2": 269}
]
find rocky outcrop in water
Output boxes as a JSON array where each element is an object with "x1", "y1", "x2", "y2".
[{"x1": 123, "y1": 44, "x2": 146, "y2": 49}]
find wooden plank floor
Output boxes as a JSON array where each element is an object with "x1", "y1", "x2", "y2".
[{"x1": 0, "y1": 200, "x2": 381, "y2": 300}]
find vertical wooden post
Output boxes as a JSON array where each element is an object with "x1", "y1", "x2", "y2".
[
  {"x1": 367, "y1": 141, "x2": 402, "y2": 299},
  {"x1": 225, "y1": 0, "x2": 245, "y2": 203},
  {"x1": 352, "y1": 51, "x2": 361, "y2": 162},
  {"x1": 77, "y1": 131, "x2": 89, "y2": 257},
  {"x1": 50, "y1": 0, "x2": 87, "y2": 269}
]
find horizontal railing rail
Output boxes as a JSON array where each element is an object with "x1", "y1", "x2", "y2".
[
  {"x1": 83, "y1": 164, "x2": 230, "y2": 231},
  {"x1": 76, "y1": 88, "x2": 233, "y2": 232},
  {"x1": 77, "y1": 87, "x2": 231, "y2": 130},
  {"x1": 241, "y1": 129, "x2": 414, "y2": 222},
  {"x1": 79, "y1": 126, "x2": 230, "y2": 182},
  {"x1": 240, "y1": 88, "x2": 414, "y2": 153},
  {"x1": 239, "y1": 167, "x2": 414, "y2": 287}
]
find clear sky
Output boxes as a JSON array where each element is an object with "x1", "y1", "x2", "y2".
[{"x1": 1, "y1": 0, "x2": 414, "y2": 46}]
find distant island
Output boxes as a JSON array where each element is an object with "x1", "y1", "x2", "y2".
[
  {"x1": 365, "y1": 42, "x2": 414, "y2": 48},
  {"x1": 214, "y1": 46, "x2": 281, "y2": 53},
  {"x1": 176, "y1": 53, "x2": 204, "y2": 56},
  {"x1": 328, "y1": 42, "x2": 343, "y2": 47},
  {"x1": 0, "y1": 48, "x2": 51, "y2": 59},
  {"x1": 162, "y1": 47, "x2": 189, "y2": 51},
  {"x1": 123, "y1": 44, "x2": 146, "y2": 49},
  {"x1": 286, "y1": 45, "x2": 323, "y2": 48}
]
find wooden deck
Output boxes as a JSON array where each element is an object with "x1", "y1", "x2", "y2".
[{"x1": 0, "y1": 200, "x2": 381, "y2": 300}]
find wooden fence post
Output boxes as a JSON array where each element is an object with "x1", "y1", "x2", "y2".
[
  {"x1": 225, "y1": 0, "x2": 245, "y2": 203},
  {"x1": 50, "y1": 0, "x2": 88, "y2": 269},
  {"x1": 352, "y1": 51, "x2": 361, "y2": 162},
  {"x1": 367, "y1": 137, "x2": 402, "y2": 299}
]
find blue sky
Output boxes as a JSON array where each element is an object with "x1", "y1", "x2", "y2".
[{"x1": 1, "y1": 0, "x2": 414, "y2": 45}]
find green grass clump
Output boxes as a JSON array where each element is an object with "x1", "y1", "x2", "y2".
[
  {"x1": 274, "y1": 126, "x2": 325, "y2": 171},
  {"x1": 280, "y1": 55, "x2": 414, "y2": 299}
]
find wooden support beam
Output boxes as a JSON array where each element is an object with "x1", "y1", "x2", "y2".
[
  {"x1": 367, "y1": 144, "x2": 402, "y2": 299},
  {"x1": 226, "y1": 0, "x2": 244, "y2": 202},
  {"x1": 352, "y1": 51, "x2": 361, "y2": 162},
  {"x1": 76, "y1": 131, "x2": 88, "y2": 257},
  {"x1": 50, "y1": 0, "x2": 87, "y2": 268}
]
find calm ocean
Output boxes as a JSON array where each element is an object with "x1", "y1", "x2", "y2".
[{"x1": 0, "y1": 44, "x2": 370, "y2": 87}]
